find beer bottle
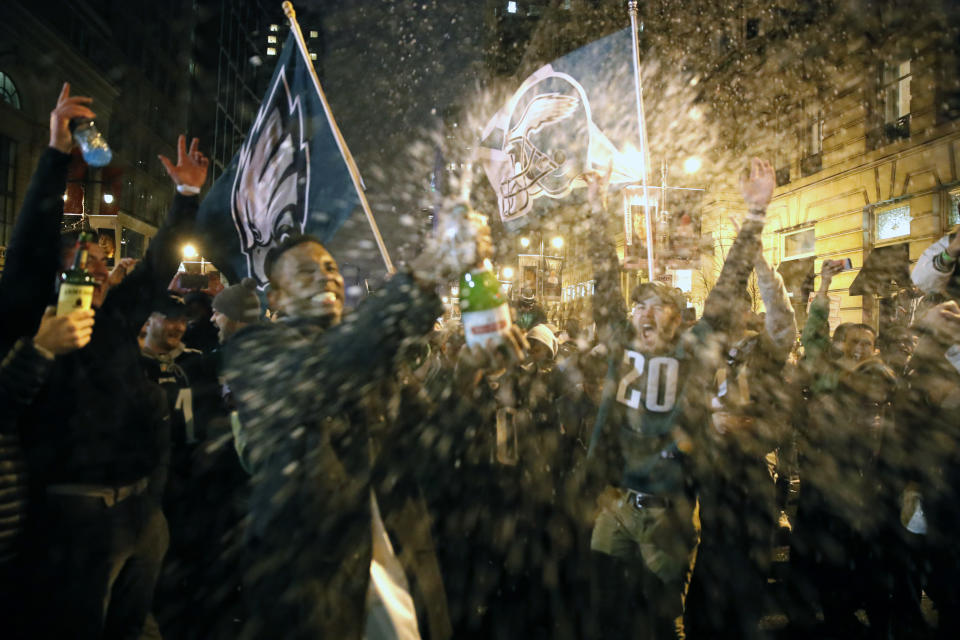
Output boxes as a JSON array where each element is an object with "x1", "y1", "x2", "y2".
[
  {"x1": 460, "y1": 255, "x2": 512, "y2": 349},
  {"x1": 57, "y1": 231, "x2": 96, "y2": 315}
]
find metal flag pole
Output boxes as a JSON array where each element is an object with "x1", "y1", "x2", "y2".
[
  {"x1": 627, "y1": 0, "x2": 656, "y2": 280},
  {"x1": 282, "y1": 1, "x2": 396, "y2": 274}
]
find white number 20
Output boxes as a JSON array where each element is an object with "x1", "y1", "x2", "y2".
[{"x1": 615, "y1": 351, "x2": 679, "y2": 412}]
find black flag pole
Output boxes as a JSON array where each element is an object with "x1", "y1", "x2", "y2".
[{"x1": 282, "y1": 1, "x2": 396, "y2": 275}]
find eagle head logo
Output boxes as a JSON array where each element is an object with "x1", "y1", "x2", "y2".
[{"x1": 231, "y1": 69, "x2": 310, "y2": 288}]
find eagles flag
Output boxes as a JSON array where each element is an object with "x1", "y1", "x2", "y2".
[
  {"x1": 477, "y1": 27, "x2": 646, "y2": 227},
  {"x1": 197, "y1": 32, "x2": 360, "y2": 287}
]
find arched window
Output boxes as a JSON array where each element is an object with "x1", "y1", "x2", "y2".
[{"x1": 0, "y1": 72, "x2": 21, "y2": 110}]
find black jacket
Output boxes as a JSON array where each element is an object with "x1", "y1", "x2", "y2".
[
  {"x1": 20, "y1": 193, "x2": 199, "y2": 488},
  {"x1": 224, "y1": 271, "x2": 441, "y2": 639},
  {"x1": 0, "y1": 148, "x2": 72, "y2": 356}
]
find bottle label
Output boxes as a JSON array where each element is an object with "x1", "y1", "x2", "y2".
[
  {"x1": 57, "y1": 283, "x2": 94, "y2": 316},
  {"x1": 462, "y1": 303, "x2": 512, "y2": 348}
]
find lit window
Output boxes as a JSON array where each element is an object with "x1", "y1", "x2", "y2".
[
  {"x1": 0, "y1": 71, "x2": 21, "y2": 110},
  {"x1": 675, "y1": 269, "x2": 693, "y2": 293},
  {"x1": 782, "y1": 227, "x2": 815, "y2": 260},
  {"x1": 507, "y1": 1, "x2": 518, "y2": 13},
  {"x1": 949, "y1": 190, "x2": 960, "y2": 228},
  {"x1": 267, "y1": 35, "x2": 277, "y2": 44},
  {"x1": 876, "y1": 205, "x2": 911, "y2": 241},
  {"x1": 310, "y1": 52, "x2": 317, "y2": 60},
  {"x1": 267, "y1": 47, "x2": 277, "y2": 56},
  {"x1": 310, "y1": 30, "x2": 319, "y2": 38},
  {"x1": 882, "y1": 59, "x2": 912, "y2": 123},
  {"x1": 269, "y1": 24, "x2": 279, "y2": 32}
]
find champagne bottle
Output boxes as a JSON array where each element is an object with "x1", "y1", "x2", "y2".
[
  {"x1": 460, "y1": 257, "x2": 512, "y2": 348},
  {"x1": 57, "y1": 231, "x2": 95, "y2": 316}
]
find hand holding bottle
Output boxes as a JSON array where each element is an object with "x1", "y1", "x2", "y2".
[
  {"x1": 49, "y1": 83, "x2": 95, "y2": 155},
  {"x1": 34, "y1": 307, "x2": 95, "y2": 356}
]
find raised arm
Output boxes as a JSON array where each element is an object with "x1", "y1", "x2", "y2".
[
  {"x1": 755, "y1": 252, "x2": 797, "y2": 355},
  {"x1": 99, "y1": 136, "x2": 208, "y2": 333},
  {"x1": 0, "y1": 84, "x2": 96, "y2": 353},
  {"x1": 911, "y1": 233, "x2": 956, "y2": 295},
  {"x1": 702, "y1": 159, "x2": 775, "y2": 333},
  {"x1": 800, "y1": 259, "x2": 843, "y2": 362}
]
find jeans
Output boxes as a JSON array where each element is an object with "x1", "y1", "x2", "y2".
[{"x1": 31, "y1": 492, "x2": 169, "y2": 640}]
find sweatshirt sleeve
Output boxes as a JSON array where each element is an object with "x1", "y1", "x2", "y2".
[
  {"x1": 0, "y1": 338, "x2": 56, "y2": 432},
  {"x1": 756, "y1": 254, "x2": 797, "y2": 355},
  {"x1": 99, "y1": 193, "x2": 199, "y2": 334},
  {"x1": 0, "y1": 148, "x2": 72, "y2": 354},
  {"x1": 911, "y1": 234, "x2": 953, "y2": 295},
  {"x1": 702, "y1": 219, "x2": 764, "y2": 334}
]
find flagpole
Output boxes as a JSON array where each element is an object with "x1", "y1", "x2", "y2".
[
  {"x1": 627, "y1": 0, "x2": 655, "y2": 280},
  {"x1": 282, "y1": 1, "x2": 396, "y2": 274}
]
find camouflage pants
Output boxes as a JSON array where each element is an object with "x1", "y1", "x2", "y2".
[{"x1": 590, "y1": 487, "x2": 700, "y2": 639}]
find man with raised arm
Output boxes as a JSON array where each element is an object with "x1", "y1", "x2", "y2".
[
  {"x1": 17, "y1": 131, "x2": 208, "y2": 639},
  {"x1": 585, "y1": 159, "x2": 775, "y2": 640}
]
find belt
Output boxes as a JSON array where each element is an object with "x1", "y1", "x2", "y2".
[
  {"x1": 625, "y1": 489, "x2": 672, "y2": 510},
  {"x1": 47, "y1": 477, "x2": 150, "y2": 508}
]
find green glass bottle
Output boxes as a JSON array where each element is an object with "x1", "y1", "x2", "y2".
[
  {"x1": 57, "y1": 231, "x2": 95, "y2": 316},
  {"x1": 460, "y1": 258, "x2": 512, "y2": 348}
]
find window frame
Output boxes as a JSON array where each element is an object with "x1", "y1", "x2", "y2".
[
  {"x1": 780, "y1": 226, "x2": 816, "y2": 262},
  {"x1": 874, "y1": 203, "x2": 912, "y2": 245}
]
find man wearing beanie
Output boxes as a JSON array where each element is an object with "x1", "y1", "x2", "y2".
[{"x1": 211, "y1": 277, "x2": 261, "y2": 344}]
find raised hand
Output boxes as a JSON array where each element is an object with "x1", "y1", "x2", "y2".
[
  {"x1": 34, "y1": 307, "x2": 95, "y2": 355},
  {"x1": 453, "y1": 324, "x2": 530, "y2": 393},
  {"x1": 49, "y1": 83, "x2": 95, "y2": 154},
  {"x1": 739, "y1": 158, "x2": 775, "y2": 212},
  {"x1": 106, "y1": 258, "x2": 139, "y2": 289},
  {"x1": 159, "y1": 135, "x2": 209, "y2": 190}
]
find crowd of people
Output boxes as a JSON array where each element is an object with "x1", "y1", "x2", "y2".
[{"x1": 2, "y1": 83, "x2": 960, "y2": 640}]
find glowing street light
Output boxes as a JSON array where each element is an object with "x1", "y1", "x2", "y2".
[
  {"x1": 683, "y1": 155, "x2": 702, "y2": 174},
  {"x1": 182, "y1": 244, "x2": 199, "y2": 259},
  {"x1": 519, "y1": 237, "x2": 531, "y2": 249},
  {"x1": 501, "y1": 266, "x2": 514, "y2": 280},
  {"x1": 103, "y1": 193, "x2": 114, "y2": 204},
  {"x1": 551, "y1": 236, "x2": 564, "y2": 250}
]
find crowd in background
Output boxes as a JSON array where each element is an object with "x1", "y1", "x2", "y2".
[{"x1": 3, "y1": 83, "x2": 960, "y2": 640}]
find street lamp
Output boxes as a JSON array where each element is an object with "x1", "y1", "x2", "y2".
[
  {"x1": 683, "y1": 155, "x2": 702, "y2": 174},
  {"x1": 551, "y1": 236, "x2": 564, "y2": 250},
  {"x1": 182, "y1": 243, "x2": 199, "y2": 259},
  {"x1": 519, "y1": 236, "x2": 531, "y2": 249},
  {"x1": 501, "y1": 266, "x2": 514, "y2": 280},
  {"x1": 103, "y1": 193, "x2": 114, "y2": 204}
]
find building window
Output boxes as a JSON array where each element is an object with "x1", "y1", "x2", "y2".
[
  {"x1": 882, "y1": 59, "x2": 911, "y2": 141},
  {"x1": 507, "y1": 1, "x2": 518, "y2": 13},
  {"x1": 876, "y1": 205, "x2": 911, "y2": 242},
  {"x1": 269, "y1": 24, "x2": 279, "y2": 32},
  {"x1": 782, "y1": 227, "x2": 815, "y2": 260},
  {"x1": 309, "y1": 30, "x2": 319, "y2": 38},
  {"x1": 775, "y1": 166, "x2": 791, "y2": 186},
  {"x1": 267, "y1": 35, "x2": 277, "y2": 44},
  {"x1": 0, "y1": 135, "x2": 15, "y2": 245},
  {"x1": 0, "y1": 72, "x2": 21, "y2": 110},
  {"x1": 745, "y1": 18, "x2": 761, "y2": 40},
  {"x1": 948, "y1": 189, "x2": 960, "y2": 228},
  {"x1": 267, "y1": 47, "x2": 277, "y2": 56},
  {"x1": 800, "y1": 108, "x2": 823, "y2": 177}
]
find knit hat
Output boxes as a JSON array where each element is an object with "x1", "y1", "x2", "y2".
[
  {"x1": 213, "y1": 278, "x2": 261, "y2": 323},
  {"x1": 526, "y1": 323, "x2": 558, "y2": 359}
]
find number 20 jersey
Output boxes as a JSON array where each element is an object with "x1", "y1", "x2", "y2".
[{"x1": 609, "y1": 321, "x2": 713, "y2": 495}]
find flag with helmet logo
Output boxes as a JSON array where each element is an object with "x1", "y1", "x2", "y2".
[
  {"x1": 477, "y1": 27, "x2": 646, "y2": 227},
  {"x1": 196, "y1": 32, "x2": 361, "y2": 288}
]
